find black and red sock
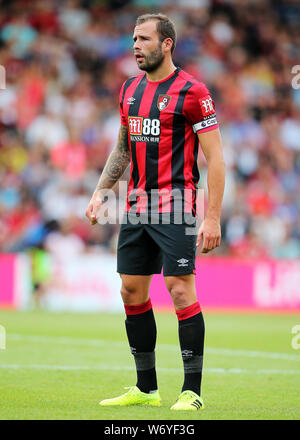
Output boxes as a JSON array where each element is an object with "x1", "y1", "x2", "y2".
[
  {"x1": 124, "y1": 299, "x2": 158, "y2": 393},
  {"x1": 176, "y1": 302, "x2": 205, "y2": 396}
]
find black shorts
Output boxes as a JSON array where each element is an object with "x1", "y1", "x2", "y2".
[{"x1": 117, "y1": 213, "x2": 197, "y2": 277}]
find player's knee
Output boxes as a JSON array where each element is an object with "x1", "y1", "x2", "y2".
[
  {"x1": 121, "y1": 285, "x2": 135, "y2": 303},
  {"x1": 166, "y1": 275, "x2": 197, "y2": 310},
  {"x1": 120, "y1": 284, "x2": 147, "y2": 305},
  {"x1": 168, "y1": 285, "x2": 190, "y2": 309}
]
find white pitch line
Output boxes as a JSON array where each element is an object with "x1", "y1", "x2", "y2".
[
  {"x1": 6, "y1": 334, "x2": 300, "y2": 362},
  {"x1": 0, "y1": 363, "x2": 299, "y2": 375},
  {"x1": 205, "y1": 347, "x2": 300, "y2": 361}
]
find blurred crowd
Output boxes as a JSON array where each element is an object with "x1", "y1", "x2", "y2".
[{"x1": 1, "y1": 0, "x2": 300, "y2": 271}]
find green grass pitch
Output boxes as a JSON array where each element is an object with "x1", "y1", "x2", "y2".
[{"x1": 0, "y1": 309, "x2": 299, "y2": 420}]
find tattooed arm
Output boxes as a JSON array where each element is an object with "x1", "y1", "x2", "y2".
[
  {"x1": 95, "y1": 124, "x2": 130, "y2": 191},
  {"x1": 86, "y1": 125, "x2": 130, "y2": 224}
]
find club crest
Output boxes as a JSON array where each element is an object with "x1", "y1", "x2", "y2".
[{"x1": 157, "y1": 94, "x2": 171, "y2": 111}]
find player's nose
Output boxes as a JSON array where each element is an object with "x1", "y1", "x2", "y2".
[{"x1": 133, "y1": 40, "x2": 141, "y2": 51}]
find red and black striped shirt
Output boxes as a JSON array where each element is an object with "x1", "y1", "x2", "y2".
[{"x1": 119, "y1": 67, "x2": 218, "y2": 215}]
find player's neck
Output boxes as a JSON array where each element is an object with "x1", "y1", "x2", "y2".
[{"x1": 145, "y1": 59, "x2": 177, "y2": 82}]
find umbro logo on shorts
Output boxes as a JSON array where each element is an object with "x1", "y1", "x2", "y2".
[{"x1": 177, "y1": 258, "x2": 189, "y2": 267}]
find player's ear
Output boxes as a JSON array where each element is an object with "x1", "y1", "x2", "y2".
[{"x1": 162, "y1": 38, "x2": 173, "y2": 53}]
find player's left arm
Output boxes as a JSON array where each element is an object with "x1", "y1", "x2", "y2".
[{"x1": 197, "y1": 127, "x2": 225, "y2": 253}]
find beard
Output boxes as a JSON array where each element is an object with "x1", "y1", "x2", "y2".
[{"x1": 137, "y1": 43, "x2": 165, "y2": 72}]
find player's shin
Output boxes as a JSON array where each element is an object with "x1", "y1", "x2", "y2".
[
  {"x1": 176, "y1": 302, "x2": 205, "y2": 396},
  {"x1": 124, "y1": 299, "x2": 158, "y2": 393}
]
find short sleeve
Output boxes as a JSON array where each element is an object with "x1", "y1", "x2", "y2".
[
  {"x1": 184, "y1": 82, "x2": 218, "y2": 133},
  {"x1": 119, "y1": 82, "x2": 127, "y2": 126}
]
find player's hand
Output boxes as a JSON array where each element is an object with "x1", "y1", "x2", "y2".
[
  {"x1": 85, "y1": 191, "x2": 104, "y2": 225},
  {"x1": 196, "y1": 218, "x2": 221, "y2": 253}
]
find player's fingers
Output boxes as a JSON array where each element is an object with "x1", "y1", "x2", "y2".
[
  {"x1": 202, "y1": 234, "x2": 220, "y2": 253},
  {"x1": 196, "y1": 229, "x2": 203, "y2": 247},
  {"x1": 90, "y1": 210, "x2": 99, "y2": 224},
  {"x1": 85, "y1": 204, "x2": 94, "y2": 220},
  {"x1": 203, "y1": 236, "x2": 221, "y2": 253},
  {"x1": 200, "y1": 235, "x2": 211, "y2": 253},
  {"x1": 216, "y1": 236, "x2": 221, "y2": 247},
  {"x1": 86, "y1": 203, "x2": 98, "y2": 224},
  {"x1": 210, "y1": 237, "x2": 218, "y2": 249}
]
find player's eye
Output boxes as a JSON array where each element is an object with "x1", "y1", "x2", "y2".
[{"x1": 133, "y1": 36, "x2": 148, "y2": 42}]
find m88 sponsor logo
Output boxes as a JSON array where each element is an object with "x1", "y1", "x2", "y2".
[{"x1": 129, "y1": 116, "x2": 161, "y2": 136}]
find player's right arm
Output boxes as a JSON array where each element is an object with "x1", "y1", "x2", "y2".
[{"x1": 85, "y1": 124, "x2": 130, "y2": 225}]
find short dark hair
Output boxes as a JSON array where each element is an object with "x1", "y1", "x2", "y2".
[{"x1": 135, "y1": 13, "x2": 177, "y2": 54}]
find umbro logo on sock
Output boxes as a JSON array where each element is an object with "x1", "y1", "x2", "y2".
[{"x1": 181, "y1": 349, "x2": 193, "y2": 359}]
